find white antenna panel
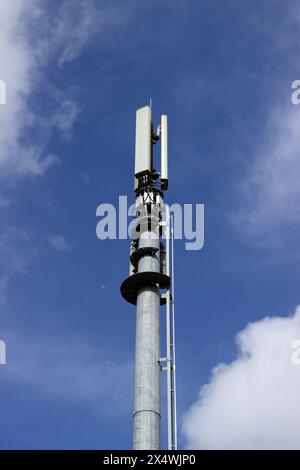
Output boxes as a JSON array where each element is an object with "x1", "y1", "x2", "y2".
[{"x1": 135, "y1": 106, "x2": 152, "y2": 177}]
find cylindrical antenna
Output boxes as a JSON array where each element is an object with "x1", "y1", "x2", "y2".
[{"x1": 161, "y1": 115, "x2": 168, "y2": 190}]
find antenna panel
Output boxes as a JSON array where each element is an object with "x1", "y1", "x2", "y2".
[{"x1": 135, "y1": 106, "x2": 152, "y2": 177}]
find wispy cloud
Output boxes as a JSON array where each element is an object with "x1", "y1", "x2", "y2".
[
  {"x1": 47, "y1": 0, "x2": 120, "y2": 68},
  {"x1": 48, "y1": 234, "x2": 73, "y2": 252},
  {"x1": 0, "y1": 194, "x2": 12, "y2": 208},
  {"x1": 2, "y1": 328, "x2": 132, "y2": 415},
  {"x1": 0, "y1": 226, "x2": 32, "y2": 302},
  {"x1": 80, "y1": 171, "x2": 92, "y2": 184},
  {"x1": 0, "y1": 0, "x2": 127, "y2": 300},
  {"x1": 0, "y1": 0, "x2": 122, "y2": 179},
  {"x1": 226, "y1": 5, "x2": 300, "y2": 250},
  {"x1": 231, "y1": 100, "x2": 300, "y2": 248}
]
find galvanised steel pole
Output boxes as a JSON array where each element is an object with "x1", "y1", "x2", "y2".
[
  {"x1": 133, "y1": 228, "x2": 161, "y2": 450},
  {"x1": 120, "y1": 105, "x2": 172, "y2": 450}
]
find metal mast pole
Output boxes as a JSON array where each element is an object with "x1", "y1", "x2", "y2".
[
  {"x1": 121, "y1": 105, "x2": 175, "y2": 450},
  {"x1": 133, "y1": 219, "x2": 161, "y2": 449}
]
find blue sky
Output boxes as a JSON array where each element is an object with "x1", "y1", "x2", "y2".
[{"x1": 1, "y1": 0, "x2": 300, "y2": 449}]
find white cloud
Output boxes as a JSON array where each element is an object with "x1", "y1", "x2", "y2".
[
  {"x1": 48, "y1": 234, "x2": 72, "y2": 252},
  {"x1": 0, "y1": 0, "x2": 129, "y2": 304},
  {"x1": 0, "y1": 0, "x2": 121, "y2": 179},
  {"x1": 183, "y1": 306, "x2": 300, "y2": 449},
  {"x1": 0, "y1": 0, "x2": 77, "y2": 177},
  {"x1": 0, "y1": 0, "x2": 39, "y2": 176}
]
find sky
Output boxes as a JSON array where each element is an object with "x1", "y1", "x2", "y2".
[{"x1": 0, "y1": 0, "x2": 300, "y2": 450}]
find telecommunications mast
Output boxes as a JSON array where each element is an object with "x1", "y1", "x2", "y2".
[{"x1": 121, "y1": 104, "x2": 177, "y2": 450}]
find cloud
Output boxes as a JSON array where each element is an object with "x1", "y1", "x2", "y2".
[
  {"x1": 2, "y1": 328, "x2": 132, "y2": 414},
  {"x1": 0, "y1": 0, "x2": 121, "y2": 179},
  {"x1": 227, "y1": 6, "x2": 300, "y2": 248},
  {"x1": 0, "y1": 226, "x2": 33, "y2": 302},
  {"x1": 46, "y1": 0, "x2": 118, "y2": 67},
  {"x1": 0, "y1": 0, "x2": 125, "y2": 296},
  {"x1": 0, "y1": 0, "x2": 75, "y2": 177},
  {"x1": 0, "y1": 194, "x2": 12, "y2": 208},
  {"x1": 183, "y1": 306, "x2": 300, "y2": 449},
  {"x1": 48, "y1": 234, "x2": 73, "y2": 252},
  {"x1": 232, "y1": 100, "x2": 300, "y2": 247},
  {"x1": 0, "y1": 0, "x2": 39, "y2": 176},
  {"x1": 80, "y1": 172, "x2": 92, "y2": 184},
  {"x1": 0, "y1": 228, "x2": 74, "y2": 302}
]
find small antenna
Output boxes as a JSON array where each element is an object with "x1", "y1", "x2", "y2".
[
  {"x1": 161, "y1": 115, "x2": 168, "y2": 190},
  {"x1": 149, "y1": 97, "x2": 152, "y2": 109}
]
